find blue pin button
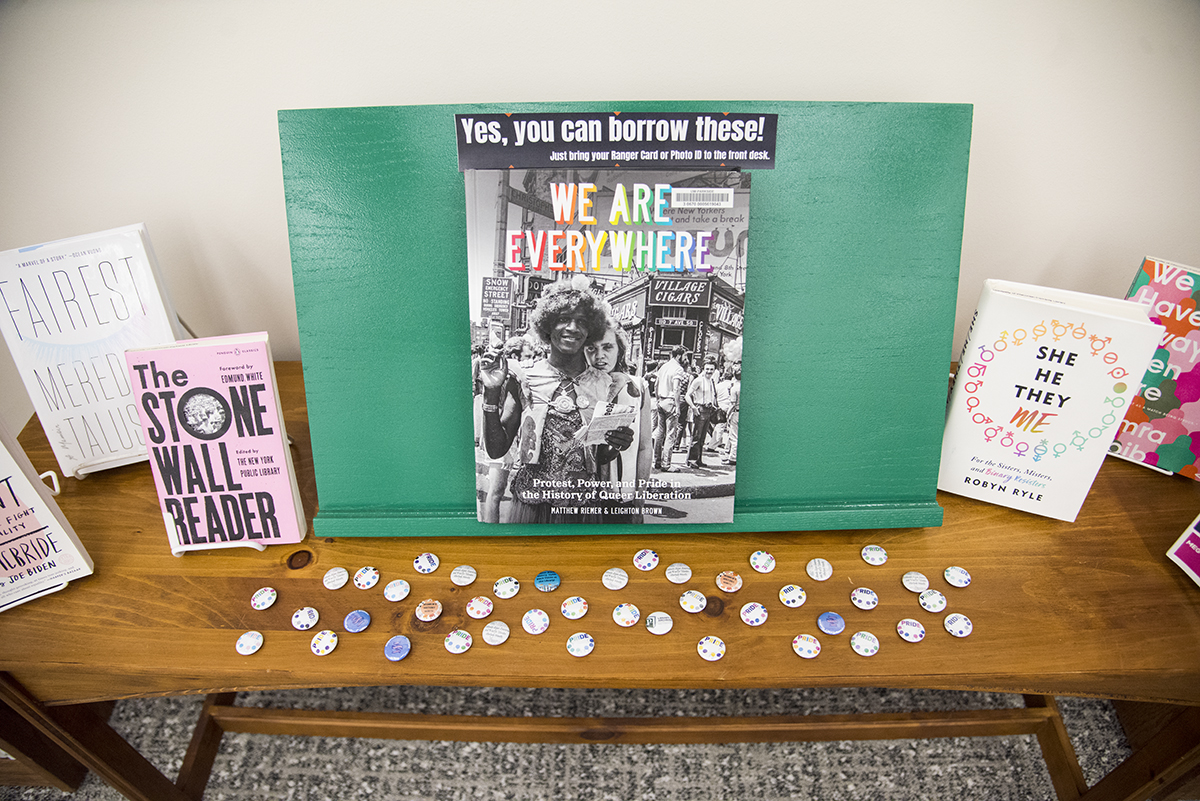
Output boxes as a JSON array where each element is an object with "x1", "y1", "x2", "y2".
[
  {"x1": 817, "y1": 611, "x2": 846, "y2": 636},
  {"x1": 343, "y1": 609, "x2": 371, "y2": 633},
  {"x1": 534, "y1": 570, "x2": 561, "y2": 592},
  {"x1": 384, "y1": 635, "x2": 412, "y2": 662}
]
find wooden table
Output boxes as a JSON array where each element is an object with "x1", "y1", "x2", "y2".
[{"x1": 2, "y1": 362, "x2": 1199, "y2": 801}]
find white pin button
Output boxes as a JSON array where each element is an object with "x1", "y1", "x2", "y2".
[
  {"x1": 415, "y1": 598, "x2": 443, "y2": 622},
  {"x1": 236, "y1": 630, "x2": 263, "y2": 655},
  {"x1": 561, "y1": 595, "x2": 588, "y2": 620},
  {"x1": 850, "y1": 587, "x2": 879, "y2": 610},
  {"x1": 944, "y1": 566, "x2": 972, "y2": 588},
  {"x1": 251, "y1": 587, "x2": 277, "y2": 610},
  {"x1": 697, "y1": 635, "x2": 726, "y2": 662},
  {"x1": 792, "y1": 633, "x2": 821, "y2": 659},
  {"x1": 291, "y1": 607, "x2": 319, "y2": 630},
  {"x1": 851, "y1": 631, "x2": 880, "y2": 657},
  {"x1": 861, "y1": 545, "x2": 888, "y2": 566},
  {"x1": 740, "y1": 602, "x2": 768, "y2": 626},
  {"x1": 645, "y1": 611, "x2": 674, "y2": 635},
  {"x1": 310, "y1": 629, "x2": 338, "y2": 656},
  {"x1": 353, "y1": 566, "x2": 380, "y2": 589},
  {"x1": 679, "y1": 590, "x2": 708, "y2": 613},
  {"x1": 413, "y1": 552, "x2": 440, "y2": 574},
  {"x1": 482, "y1": 620, "x2": 510, "y2": 646},
  {"x1": 612, "y1": 602, "x2": 641, "y2": 627},
  {"x1": 919, "y1": 589, "x2": 947, "y2": 613},
  {"x1": 566, "y1": 632, "x2": 595, "y2": 657},
  {"x1": 522, "y1": 608, "x2": 550, "y2": 635},
  {"x1": 451, "y1": 565, "x2": 478, "y2": 587},
  {"x1": 749, "y1": 550, "x2": 776, "y2": 574},
  {"x1": 715, "y1": 571, "x2": 743, "y2": 593},
  {"x1": 602, "y1": 567, "x2": 629, "y2": 590},
  {"x1": 384, "y1": 579, "x2": 411, "y2": 602},
  {"x1": 902, "y1": 571, "x2": 931, "y2": 593},
  {"x1": 779, "y1": 584, "x2": 807, "y2": 608},
  {"x1": 897, "y1": 618, "x2": 926, "y2": 643},
  {"x1": 944, "y1": 613, "x2": 973, "y2": 638},
  {"x1": 633, "y1": 549, "x2": 659, "y2": 571},
  {"x1": 466, "y1": 596, "x2": 494, "y2": 619},
  {"x1": 664, "y1": 562, "x2": 692, "y2": 584},
  {"x1": 806, "y1": 558, "x2": 833, "y2": 582},
  {"x1": 444, "y1": 629, "x2": 473, "y2": 654},
  {"x1": 493, "y1": 576, "x2": 520, "y2": 599},
  {"x1": 323, "y1": 567, "x2": 349, "y2": 590}
]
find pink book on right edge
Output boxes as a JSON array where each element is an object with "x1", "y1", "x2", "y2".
[{"x1": 1168, "y1": 513, "x2": 1200, "y2": 589}]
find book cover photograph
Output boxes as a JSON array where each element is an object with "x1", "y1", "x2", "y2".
[
  {"x1": 938, "y1": 280, "x2": 1161, "y2": 522},
  {"x1": 1112, "y1": 257, "x2": 1200, "y2": 479},
  {"x1": 124, "y1": 332, "x2": 307, "y2": 555},
  {"x1": 467, "y1": 168, "x2": 749, "y2": 524},
  {"x1": 0, "y1": 223, "x2": 184, "y2": 478},
  {"x1": 0, "y1": 420, "x2": 94, "y2": 613}
]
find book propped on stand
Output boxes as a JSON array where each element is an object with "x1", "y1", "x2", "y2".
[
  {"x1": 0, "y1": 420, "x2": 94, "y2": 613},
  {"x1": 0, "y1": 223, "x2": 186, "y2": 478},
  {"x1": 938, "y1": 279, "x2": 1161, "y2": 522},
  {"x1": 124, "y1": 332, "x2": 307, "y2": 556}
]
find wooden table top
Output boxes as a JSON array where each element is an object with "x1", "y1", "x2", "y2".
[{"x1": 3, "y1": 362, "x2": 1199, "y2": 707}]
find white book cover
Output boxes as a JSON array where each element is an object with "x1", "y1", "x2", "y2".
[
  {"x1": 0, "y1": 224, "x2": 184, "y2": 478},
  {"x1": 938, "y1": 279, "x2": 1162, "y2": 521},
  {"x1": 0, "y1": 420, "x2": 94, "y2": 613}
]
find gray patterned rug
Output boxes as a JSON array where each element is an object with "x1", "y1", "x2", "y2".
[{"x1": 2, "y1": 687, "x2": 1134, "y2": 800}]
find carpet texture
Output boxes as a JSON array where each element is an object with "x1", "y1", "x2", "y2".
[{"x1": 1, "y1": 687, "x2": 1137, "y2": 800}]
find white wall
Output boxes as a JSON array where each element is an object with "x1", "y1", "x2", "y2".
[{"x1": 2, "y1": 0, "x2": 1198, "y2": 436}]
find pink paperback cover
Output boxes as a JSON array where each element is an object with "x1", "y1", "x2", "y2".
[{"x1": 1168, "y1": 513, "x2": 1200, "y2": 589}]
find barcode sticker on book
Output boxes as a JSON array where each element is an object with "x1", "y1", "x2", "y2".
[{"x1": 671, "y1": 188, "x2": 734, "y2": 209}]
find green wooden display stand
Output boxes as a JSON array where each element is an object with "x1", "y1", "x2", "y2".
[{"x1": 278, "y1": 101, "x2": 972, "y2": 536}]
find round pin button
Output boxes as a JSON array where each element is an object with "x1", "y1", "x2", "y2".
[
  {"x1": 566, "y1": 632, "x2": 595, "y2": 657},
  {"x1": 415, "y1": 598, "x2": 443, "y2": 622},
  {"x1": 779, "y1": 584, "x2": 807, "y2": 608},
  {"x1": 493, "y1": 576, "x2": 520, "y2": 599},
  {"x1": 645, "y1": 611, "x2": 673, "y2": 635},
  {"x1": 715, "y1": 571, "x2": 743, "y2": 593},
  {"x1": 861, "y1": 545, "x2": 888, "y2": 566},
  {"x1": 792, "y1": 633, "x2": 821, "y2": 659},
  {"x1": 322, "y1": 567, "x2": 349, "y2": 590},
  {"x1": 353, "y1": 566, "x2": 380, "y2": 589},
  {"x1": 817, "y1": 611, "x2": 845, "y2": 636},
  {"x1": 697, "y1": 635, "x2": 726, "y2": 662},
  {"x1": 944, "y1": 566, "x2": 972, "y2": 588},
  {"x1": 740, "y1": 602, "x2": 768, "y2": 626},
  {"x1": 534, "y1": 570, "x2": 561, "y2": 592},
  {"x1": 310, "y1": 629, "x2": 338, "y2": 656},
  {"x1": 902, "y1": 571, "x2": 931, "y2": 593},
  {"x1": 944, "y1": 613, "x2": 973, "y2": 638},
  {"x1": 522, "y1": 608, "x2": 550, "y2": 635},
  {"x1": 466, "y1": 596, "x2": 494, "y2": 619},
  {"x1": 851, "y1": 631, "x2": 880, "y2": 657},
  {"x1": 384, "y1": 634, "x2": 411, "y2": 662},
  {"x1": 749, "y1": 550, "x2": 776, "y2": 574},
  {"x1": 679, "y1": 590, "x2": 708, "y2": 613},
  {"x1": 850, "y1": 587, "x2": 879, "y2": 611},
  {"x1": 560, "y1": 595, "x2": 588, "y2": 620},
  {"x1": 291, "y1": 607, "x2": 319, "y2": 631},
  {"x1": 251, "y1": 587, "x2": 277, "y2": 610},
  {"x1": 413, "y1": 552, "x2": 440, "y2": 574},
  {"x1": 664, "y1": 562, "x2": 692, "y2": 584},
  {"x1": 897, "y1": 618, "x2": 926, "y2": 643},
  {"x1": 451, "y1": 565, "x2": 478, "y2": 587},
  {"x1": 601, "y1": 568, "x2": 629, "y2": 590},
  {"x1": 633, "y1": 549, "x2": 659, "y2": 571},
  {"x1": 919, "y1": 589, "x2": 947, "y2": 613},
  {"x1": 384, "y1": 579, "x2": 411, "y2": 602},
  {"x1": 343, "y1": 609, "x2": 370, "y2": 633},
  {"x1": 806, "y1": 558, "x2": 833, "y2": 581},
  {"x1": 236, "y1": 630, "x2": 263, "y2": 655},
  {"x1": 612, "y1": 602, "x2": 641, "y2": 627},
  {"x1": 482, "y1": 620, "x2": 510, "y2": 646},
  {"x1": 444, "y1": 629, "x2": 473, "y2": 654}
]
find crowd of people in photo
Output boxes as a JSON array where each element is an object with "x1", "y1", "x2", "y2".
[{"x1": 472, "y1": 277, "x2": 741, "y2": 524}]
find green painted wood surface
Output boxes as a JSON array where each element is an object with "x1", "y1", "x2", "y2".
[{"x1": 278, "y1": 101, "x2": 971, "y2": 536}]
